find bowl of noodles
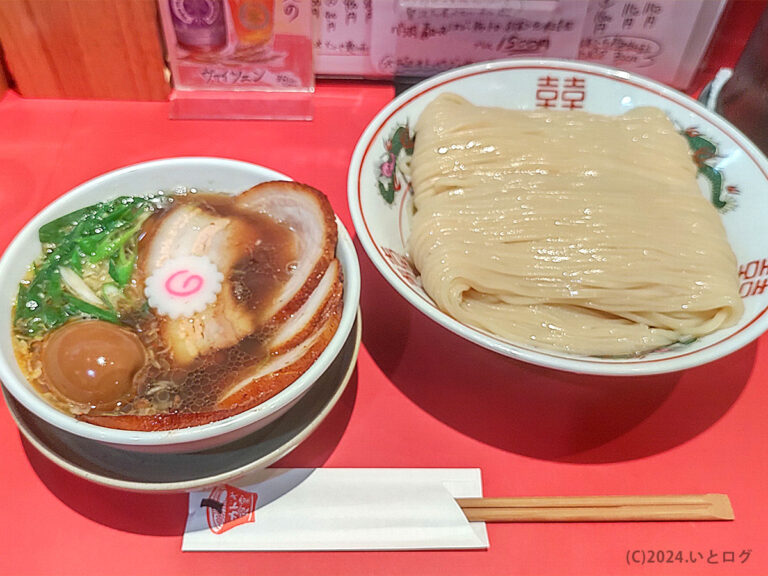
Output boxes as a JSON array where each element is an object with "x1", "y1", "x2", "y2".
[
  {"x1": 348, "y1": 58, "x2": 768, "y2": 375},
  {"x1": 0, "y1": 157, "x2": 360, "y2": 452}
]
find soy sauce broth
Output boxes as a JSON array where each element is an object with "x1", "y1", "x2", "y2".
[{"x1": 13, "y1": 190, "x2": 301, "y2": 417}]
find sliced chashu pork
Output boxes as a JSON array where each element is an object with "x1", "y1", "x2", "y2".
[
  {"x1": 217, "y1": 258, "x2": 343, "y2": 409},
  {"x1": 81, "y1": 282, "x2": 342, "y2": 431},
  {"x1": 140, "y1": 181, "x2": 338, "y2": 366},
  {"x1": 81, "y1": 262, "x2": 343, "y2": 431},
  {"x1": 139, "y1": 203, "x2": 267, "y2": 366},
  {"x1": 235, "y1": 181, "x2": 338, "y2": 324},
  {"x1": 80, "y1": 181, "x2": 343, "y2": 431}
]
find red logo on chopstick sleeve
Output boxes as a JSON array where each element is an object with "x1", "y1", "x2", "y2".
[{"x1": 201, "y1": 484, "x2": 258, "y2": 534}]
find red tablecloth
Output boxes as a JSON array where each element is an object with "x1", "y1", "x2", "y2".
[{"x1": 1, "y1": 4, "x2": 767, "y2": 574}]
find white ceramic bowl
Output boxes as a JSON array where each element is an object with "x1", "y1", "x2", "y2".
[
  {"x1": 348, "y1": 59, "x2": 768, "y2": 376},
  {"x1": 0, "y1": 157, "x2": 360, "y2": 452}
]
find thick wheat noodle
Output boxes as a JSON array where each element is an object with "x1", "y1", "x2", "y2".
[{"x1": 407, "y1": 94, "x2": 743, "y2": 356}]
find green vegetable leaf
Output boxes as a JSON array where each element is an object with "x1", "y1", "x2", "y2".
[
  {"x1": 62, "y1": 293, "x2": 120, "y2": 324},
  {"x1": 108, "y1": 247, "x2": 136, "y2": 287},
  {"x1": 38, "y1": 205, "x2": 92, "y2": 244},
  {"x1": 88, "y1": 218, "x2": 146, "y2": 263},
  {"x1": 14, "y1": 195, "x2": 157, "y2": 337},
  {"x1": 67, "y1": 247, "x2": 83, "y2": 274}
]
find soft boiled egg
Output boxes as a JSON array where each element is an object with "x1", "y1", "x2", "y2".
[{"x1": 41, "y1": 320, "x2": 146, "y2": 409}]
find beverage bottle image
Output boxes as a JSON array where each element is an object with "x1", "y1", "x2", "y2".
[
  {"x1": 228, "y1": 0, "x2": 275, "y2": 48},
  {"x1": 169, "y1": 0, "x2": 228, "y2": 53}
]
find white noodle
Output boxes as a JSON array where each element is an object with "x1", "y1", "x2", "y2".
[{"x1": 408, "y1": 94, "x2": 743, "y2": 356}]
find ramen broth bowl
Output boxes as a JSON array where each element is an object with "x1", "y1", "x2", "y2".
[
  {"x1": 348, "y1": 59, "x2": 768, "y2": 376},
  {"x1": 0, "y1": 157, "x2": 360, "y2": 453}
]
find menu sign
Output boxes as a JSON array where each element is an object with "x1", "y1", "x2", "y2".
[
  {"x1": 579, "y1": 0, "x2": 728, "y2": 87},
  {"x1": 312, "y1": 0, "x2": 728, "y2": 89},
  {"x1": 369, "y1": 0, "x2": 589, "y2": 77},
  {"x1": 312, "y1": 0, "x2": 374, "y2": 76}
]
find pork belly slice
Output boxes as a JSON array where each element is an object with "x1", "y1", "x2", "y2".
[
  {"x1": 235, "y1": 181, "x2": 338, "y2": 324},
  {"x1": 140, "y1": 204, "x2": 266, "y2": 366},
  {"x1": 79, "y1": 407, "x2": 244, "y2": 431},
  {"x1": 270, "y1": 259, "x2": 342, "y2": 353},
  {"x1": 80, "y1": 290, "x2": 342, "y2": 431},
  {"x1": 216, "y1": 293, "x2": 342, "y2": 410},
  {"x1": 82, "y1": 183, "x2": 343, "y2": 431}
]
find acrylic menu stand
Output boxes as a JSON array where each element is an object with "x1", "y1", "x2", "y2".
[{"x1": 158, "y1": 0, "x2": 314, "y2": 120}]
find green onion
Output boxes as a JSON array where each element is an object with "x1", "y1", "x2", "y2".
[{"x1": 14, "y1": 195, "x2": 159, "y2": 336}]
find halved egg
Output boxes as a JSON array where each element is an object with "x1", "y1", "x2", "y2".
[{"x1": 41, "y1": 320, "x2": 146, "y2": 409}]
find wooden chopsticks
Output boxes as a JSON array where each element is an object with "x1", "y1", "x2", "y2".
[{"x1": 456, "y1": 494, "x2": 734, "y2": 522}]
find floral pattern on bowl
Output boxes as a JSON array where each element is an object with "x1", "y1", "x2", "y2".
[{"x1": 376, "y1": 123, "x2": 415, "y2": 205}]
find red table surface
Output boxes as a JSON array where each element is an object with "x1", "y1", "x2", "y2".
[{"x1": 1, "y1": 5, "x2": 767, "y2": 574}]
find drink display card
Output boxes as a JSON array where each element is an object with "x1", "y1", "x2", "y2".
[{"x1": 158, "y1": 0, "x2": 314, "y2": 118}]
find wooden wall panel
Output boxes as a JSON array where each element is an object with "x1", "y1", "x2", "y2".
[{"x1": 0, "y1": 0, "x2": 170, "y2": 100}]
